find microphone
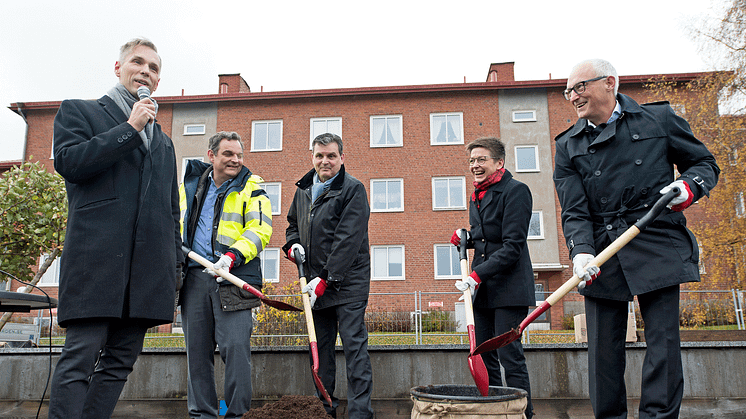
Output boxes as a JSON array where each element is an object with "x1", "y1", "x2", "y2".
[{"x1": 137, "y1": 85, "x2": 151, "y2": 102}]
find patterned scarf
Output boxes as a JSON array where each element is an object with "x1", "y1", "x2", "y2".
[{"x1": 471, "y1": 168, "x2": 505, "y2": 208}]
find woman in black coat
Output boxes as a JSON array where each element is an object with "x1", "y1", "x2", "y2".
[{"x1": 452, "y1": 137, "x2": 535, "y2": 418}]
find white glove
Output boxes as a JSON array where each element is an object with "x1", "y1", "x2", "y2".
[
  {"x1": 204, "y1": 253, "x2": 235, "y2": 283},
  {"x1": 573, "y1": 253, "x2": 600, "y2": 290},
  {"x1": 302, "y1": 277, "x2": 328, "y2": 307},
  {"x1": 659, "y1": 180, "x2": 692, "y2": 211},
  {"x1": 454, "y1": 271, "x2": 481, "y2": 300},
  {"x1": 288, "y1": 243, "x2": 305, "y2": 264}
]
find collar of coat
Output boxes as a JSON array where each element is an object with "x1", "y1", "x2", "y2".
[
  {"x1": 472, "y1": 169, "x2": 514, "y2": 210},
  {"x1": 295, "y1": 164, "x2": 347, "y2": 190},
  {"x1": 559, "y1": 93, "x2": 657, "y2": 140}
]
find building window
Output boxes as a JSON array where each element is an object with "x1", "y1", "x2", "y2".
[
  {"x1": 512, "y1": 110, "x2": 536, "y2": 122},
  {"x1": 370, "y1": 115, "x2": 402, "y2": 147},
  {"x1": 515, "y1": 146, "x2": 539, "y2": 172},
  {"x1": 182, "y1": 157, "x2": 204, "y2": 183},
  {"x1": 310, "y1": 117, "x2": 342, "y2": 149},
  {"x1": 533, "y1": 281, "x2": 549, "y2": 322},
  {"x1": 38, "y1": 254, "x2": 61, "y2": 287},
  {"x1": 729, "y1": 149, "x2": 739, "y2": 166},
  {"x1": 252, "y1": 120, "x2": 283, "y2": 152},
  {"x1": 432, "y1": 177, "x2": 466, "y2": 210},
  {"x1": 699, "y1": 241, "x2": 706, "y2": 274},
  {"x1": 370, "y1": 179, "x2": 403, "y2": 212},
  {"x1": 259, "y1": 182, "x2": 281, "y2": 215},
  {"x1": 434, "y1": 244, "x2": 461, "y2": 279},
  {"x1": 372, "y1": 245, "x2": 405, "y2": 280},
  {"x1": 528, "y1": 211, "x2": 543, "y2": 239},
  {"x1": 260, "y1": 248, "x2": 280, "y2": 283},
  {"x1": 430, "y1": 112, "x2": 464, "y2": 145},
  {"x1": 183, "y1": 124, "x2": 206, "y2": 136}
]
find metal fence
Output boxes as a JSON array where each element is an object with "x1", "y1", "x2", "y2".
[
  {"x1": 244, "y1": 289, "x2": 745, "y2": 347},
  {"x1": 28, "y1": 289, "x2": 745, "y2": 347}
]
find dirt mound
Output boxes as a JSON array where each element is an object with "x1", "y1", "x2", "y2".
[{"x1": 242, "y1": 395, "x2": 333, "y2": 419}]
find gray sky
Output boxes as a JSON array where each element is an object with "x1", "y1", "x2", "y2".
[{"x1": 0, "y1": 0, "x2": 719, "y2": 162}]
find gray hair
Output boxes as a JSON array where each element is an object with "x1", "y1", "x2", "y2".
[
  {"x1": 119, "y1": 38, "x2": 161, "y2": 69},
  {"x1": 312, "y1": 133, "x2": 343, "y2": 154},
  {"x1": 572, "y1": 59, "x2": 619, "y2": 95},
  {"x1": 208, "y1": 131, "x2": 243, "y2": 154}
]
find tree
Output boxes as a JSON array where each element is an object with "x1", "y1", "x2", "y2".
[
  {"x1": 645, "y1": 0, "x2": 746, "y2": 292},
  {"x1": 0, "y1": 159, "x2": 67, "y2": 329}
]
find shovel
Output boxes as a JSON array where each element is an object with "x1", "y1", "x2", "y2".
[
  {"x1": 292, "y1": 247, "x2": 333, "y2": 406},
  {"x1": 182, "y1": 245, "x2": 301, "y2": 312},
  {"x1": 472, "y1": 186, "x2": 681, "y2": 355},
  {"x1": 457, "y1": 230, "x2": 490, "y2": 396}
]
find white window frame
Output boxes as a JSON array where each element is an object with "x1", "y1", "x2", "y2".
[
  {"x1": 528, "y1": 211, "x2": 544, "y2": 240},
  {"x1": 38, "y1": 253, "x2": 61, "y2": 287},
  {"x1": 183, "y1": 124, "x2": 206, "y2": 136},
  {"x1": 371, "y1": 245, "x2": 405, "y2": 281},
  {"x1": 251, "y1": 120, "x2": 283, "y2": 152},
  {"x1": 515, "y1": 145, "x2": 540, "y2": 173},
  {"x1": 430, "y1": 112, "x2": 464, "y2": 145},
  {"x1": 182, "y1": 157, "x2": 204, "y2": 183},
  {"x1": 260, "y1": 248, "x2": 281, "y2": 283},
  {"x1": 370, "y1": 178, "x2": 404, "y2": 212},
  {"x1": 433, "y1": 244, "x2": 461, "y2": 279},
  {"x1": 370, "y1": 115, "x2": 403, "y2": 148},
  {"x1": 310, "y1": 117, "x2": 343, "y2": 149},
  {"x1": 431, "y1": 177, "x2": 466, "y2": 210},
  {"x1": 512, "y1": 110, "x2": 536, "y2": 122},
  {"x1": 259, "y1": 182, "x2": 281, "y2": 215}
]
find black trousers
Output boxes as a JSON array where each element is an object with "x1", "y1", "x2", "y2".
[
  {"x1": 313, "y1": 300, "x2": 374, "y2": 419},
  {"x1": 585, "y1": 285, "x2": 684, "y2": 419},
  {"x1": 473, "y1": 306, "x2": 534, "y2": 418},
  {"x1": 48, "y1": 318, "x2": 149, "y2": 419}
]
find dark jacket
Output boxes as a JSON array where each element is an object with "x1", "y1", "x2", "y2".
[
  {"x1": 284, "y1": 165, "x2": 370, "y2": 309},
  {"x1": 469, "y1": 170, "x2": 536, "y2": 308},
  {"x1": 180, "y1": 159, "x2": 271, "y2": 311},
  {"x1": 553, "y1": 93, "x2": 720, "y2": 300},
  {"x1": 53, "y1": 96, "x2": 183, "y2": 327}
]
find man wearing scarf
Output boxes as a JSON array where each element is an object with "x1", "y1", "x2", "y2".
[
  {"x1": 49, "y1": 38, "x2": 182, "y2": 419},
  {"x1": 451, "y1": 137, "x2": 536, "y2": 418}
]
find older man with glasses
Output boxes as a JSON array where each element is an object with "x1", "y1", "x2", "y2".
[{"x1": 553, "y1": 59, "x2": 719, "y2": 419}]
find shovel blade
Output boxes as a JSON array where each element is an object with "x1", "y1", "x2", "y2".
[
  {"x1": 310, "y1": 342, "x2": 333, "y2": 406},
  {"x1": 472, "y1": 328, "x2": 522, "y2": 356},
  {"x1": 260, "y1": 297, "x2": 303, "y2": 312},
  {"x1": 468, "y1": 354, "x2": 490, "y2": 396}
]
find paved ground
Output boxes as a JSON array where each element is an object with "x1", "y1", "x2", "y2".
[{"x1": 3, "y1": 397, "x2": 746, "y2": 418}]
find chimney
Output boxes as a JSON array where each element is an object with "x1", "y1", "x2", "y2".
[
  {"x1": 486, "y1": 62, "x2": 515, "y2": 82},
  {"x1": 218, "y1": 74, "x2": 251, "y2": 94}
]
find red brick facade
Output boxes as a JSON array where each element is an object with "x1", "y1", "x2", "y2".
[{"x1": 9, "y1": 66, "x2": 716, "y2": 329}]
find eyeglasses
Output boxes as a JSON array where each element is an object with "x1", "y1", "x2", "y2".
[
  {"x1": 563, "y1": 76, "x2": 607, "y2": 100},
  {"x1": 468, "y1": 156, "x2": 495, "y2": 166}
]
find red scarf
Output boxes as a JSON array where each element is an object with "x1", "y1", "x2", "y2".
[{"x1": 471, "y1": 168, "x2": 505, "y2": 208}]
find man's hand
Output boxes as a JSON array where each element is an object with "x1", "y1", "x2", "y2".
[
  {"x1": 660, "y1": 180, "x2": 693, "y2": 212},
  {"x1": 302, "y1": 277, "x2": 328, "y2": 308},
  {"x1": 573, "y1": 253, "x2": 600, "y2": 290},
  {"x1": 287, "y1": 243, "x2": 305, "y2": 264},
  {"x1": 203, "y1": 253, "x2": 236, "y2": 283},
  {"x1": 455, "y1": 271, "x2": 481, "y2": 298},
  {"x1": 127, "y1": 98, "x2": 157, "y2": 132}
]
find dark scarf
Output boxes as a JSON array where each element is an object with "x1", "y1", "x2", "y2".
[{"x1": 471, "y1": 168, "x2": 505, "y2": 208}]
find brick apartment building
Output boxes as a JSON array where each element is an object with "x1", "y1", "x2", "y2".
[{"x1": 8, "y1": 62, "x2": 712, "y2": 330}]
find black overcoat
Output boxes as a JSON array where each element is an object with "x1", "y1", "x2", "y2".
[
  {"x1": 283, "y1": 165, "x2": 371, "y2": 310},
  {"x1": 53, "y1": 95, "x2": 183, "y2": 327},
  {"x1": 553, "y1": 93, "x2": 719, "y2": 301},
  {"x1": 469, "y1": 170, "x2": 536, "y2": 309}
]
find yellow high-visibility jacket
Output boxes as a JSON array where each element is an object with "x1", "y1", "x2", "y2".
[{"x1": 179, "y1": 160, "x2": 272, "y2": 295}]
